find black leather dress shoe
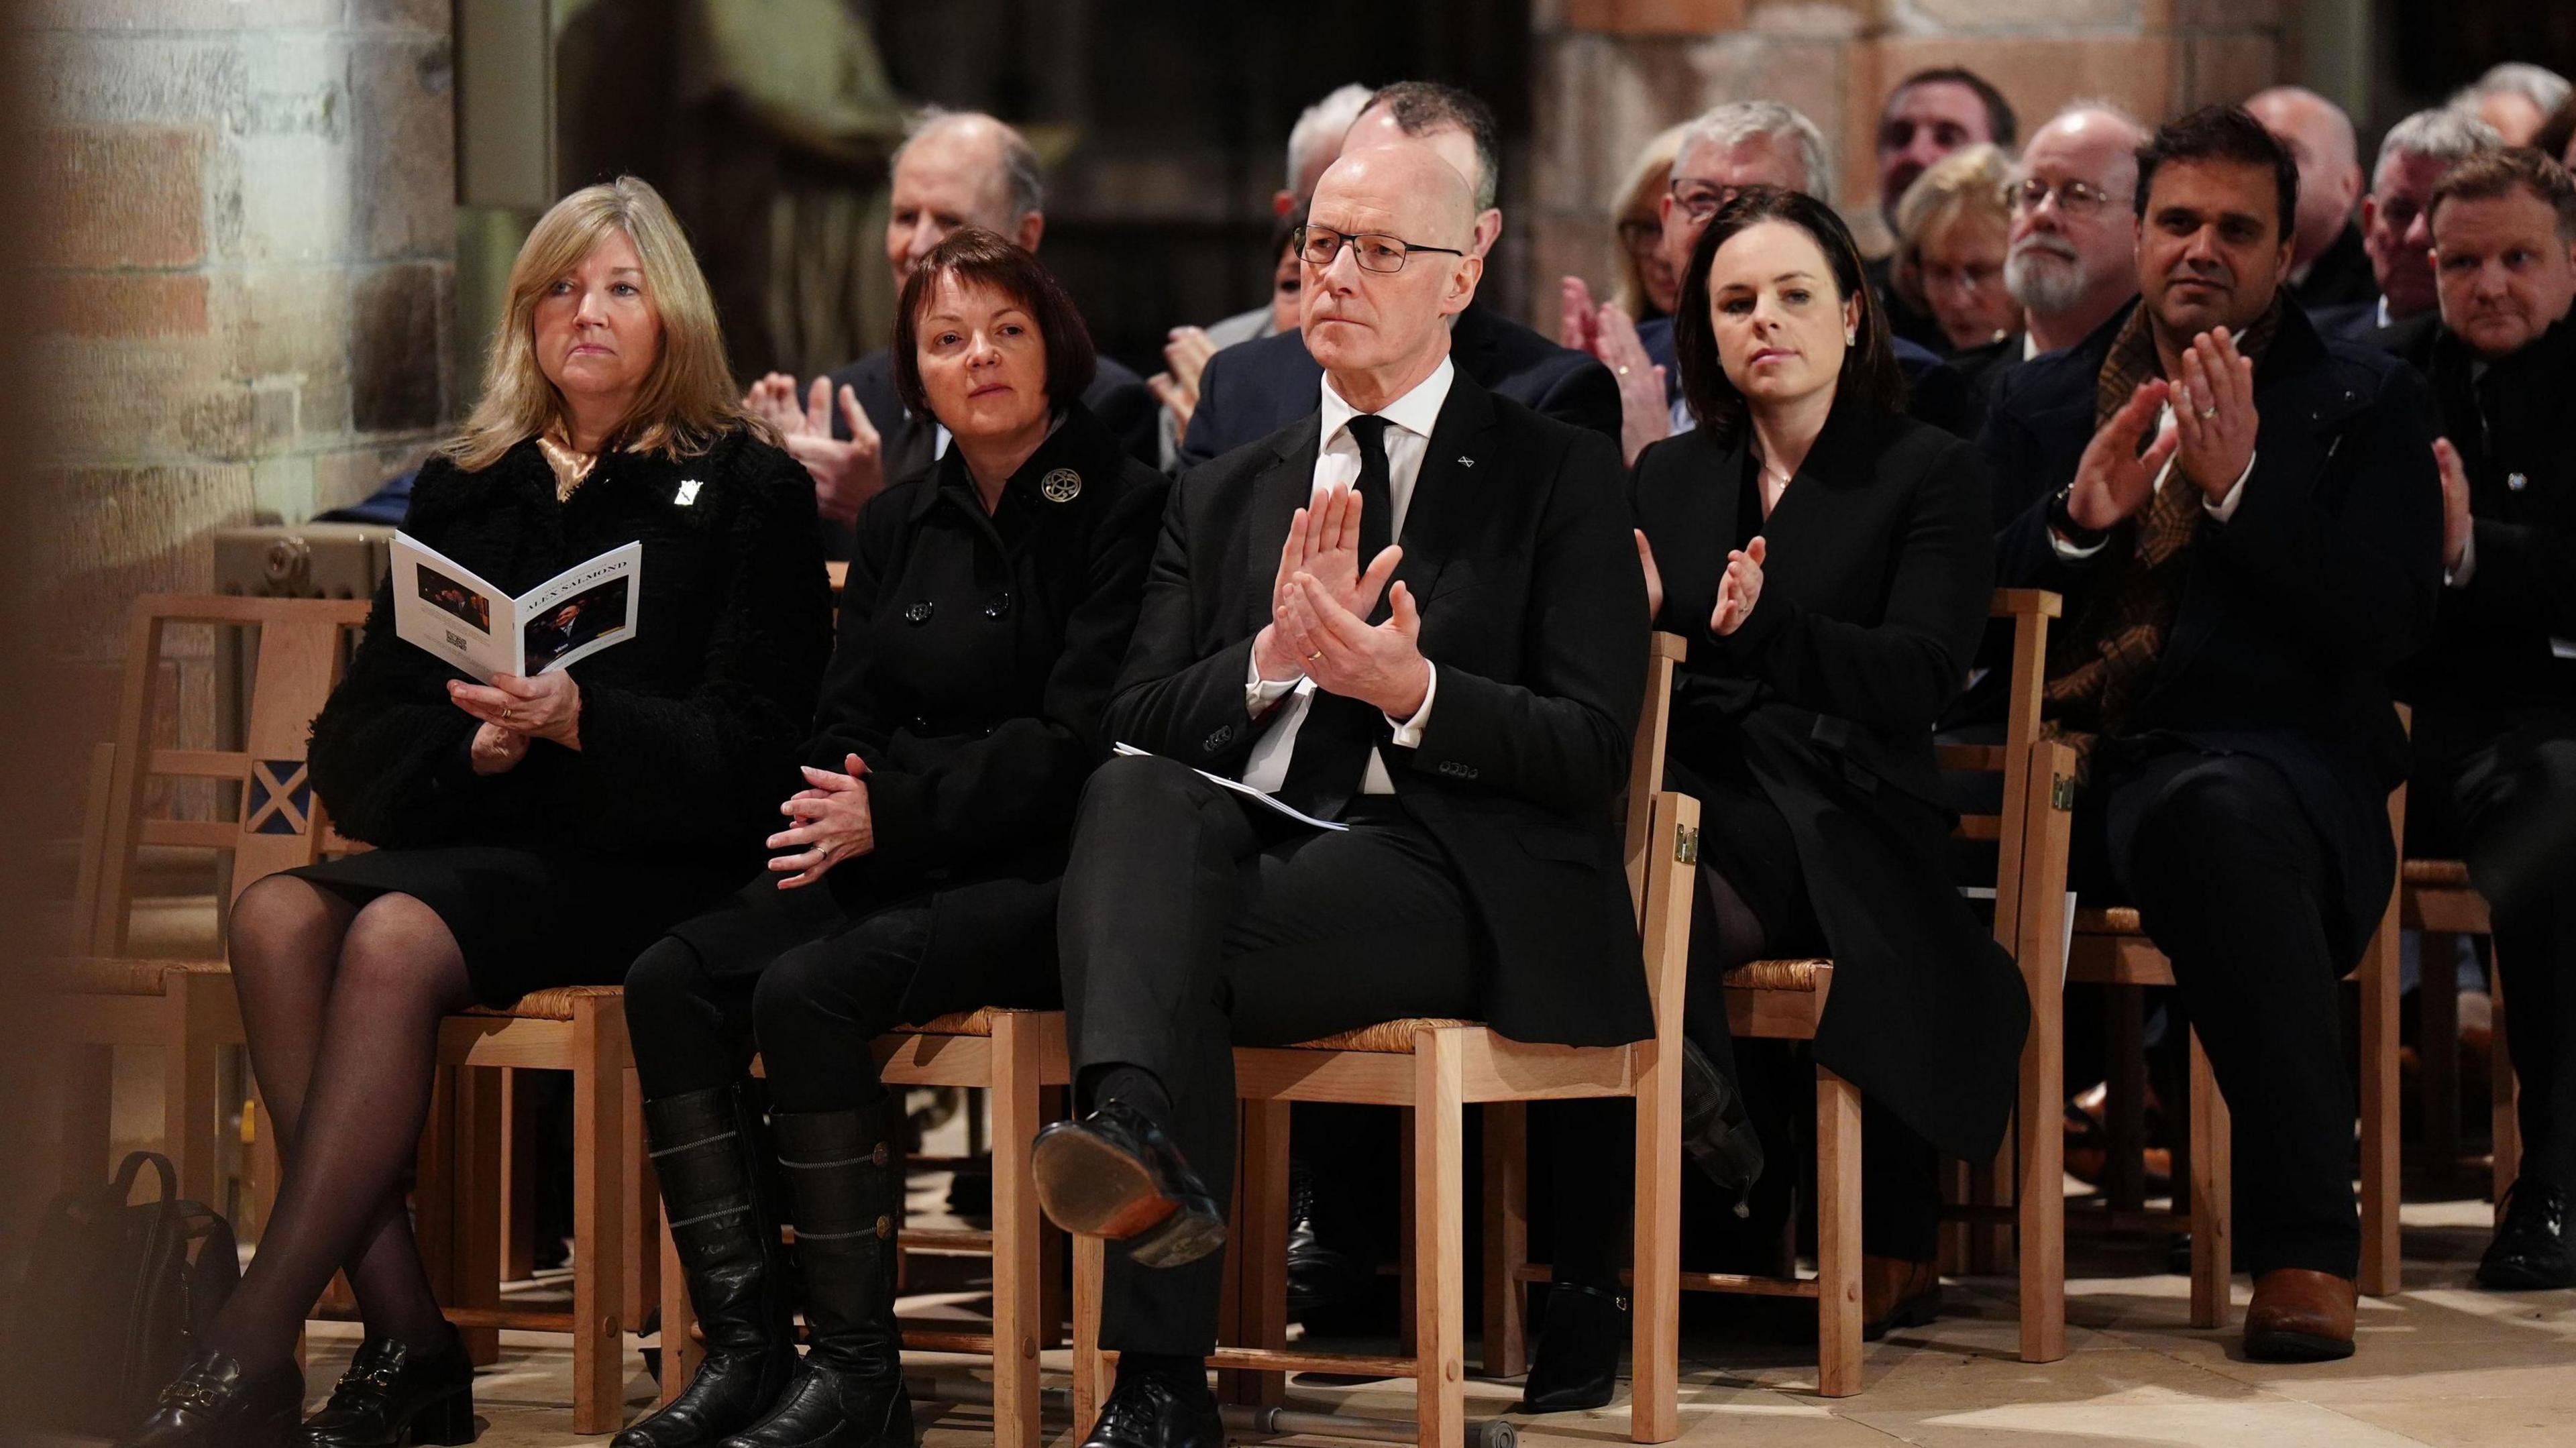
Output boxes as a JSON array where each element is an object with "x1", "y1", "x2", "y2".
[
  {"x1": 1515, "y1": 1282, "x2": 1625, "y2": 1414},
  {"x1": 1078, "y1": 1371, "x2": 1224, "y2": 1448},
  {"x1": 295, "y1": 1329, "x2": 474, "y2": 1447},
  {"x1": 1283, "y1": 1157, "x2": 1368, "y2": 1320},
  {"x1": 2478, "y1": 1179, "x2": 2576, "y2": 1290},
  {"x1": 120, "y1": 1347, "x2": 304, "y2": 1448},
  {"x1": 1032, "y1": 1101, "x2": 1226, "y2": 1268}
]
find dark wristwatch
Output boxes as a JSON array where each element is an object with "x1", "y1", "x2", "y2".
[{"x1": 2049, "y1": 484, "x2": 2111, "y2": 549}]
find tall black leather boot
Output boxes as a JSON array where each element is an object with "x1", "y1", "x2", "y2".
[
  {"x1": 722, "y1": 1103, "x2": 914, "y2": 1448},
  {"x1": 614, "y1": 1087, "x2": 795, "y2": 1447}
]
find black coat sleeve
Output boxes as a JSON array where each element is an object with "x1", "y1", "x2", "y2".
[
  {"x1": 1099, "y1": 460, "x2": 1271, "y2": 775},
  {"x1": 305, "y1": 463, "x2": 553, "y2": 848},
  {"x1": 2453, "y1": 513, "x2": 2576, "y2": 636},
  {"x1": 816, "y1": 476, "x2": 1170, "y2": 874},
  {"x1": 569, "y1": 445, "x2": 834, "y2": 848},
  {"x1": 1713, "y1": 439, "x2": 1995, "y2": 731},
  {"x1": 2201, "y1": 364, "x2": 2445, "y2": 671},
  {"x1": 1175, "y1": 350, "x2": 1236, "y2": 472},
  {"x1": 1403, "y1": 428, "x2": 1648, "y2": 815}
]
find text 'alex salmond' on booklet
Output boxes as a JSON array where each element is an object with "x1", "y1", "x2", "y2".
[{"x1": 391, "y1": 531, "x2": 642, "y2": 682}]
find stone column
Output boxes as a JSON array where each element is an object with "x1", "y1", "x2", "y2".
[
  {"x1": 1530, "y1": 0, "x2": 2297, "y2": 319},
  {"x1": 24, "y1": 0, "x2": 457, "y2": 646}
]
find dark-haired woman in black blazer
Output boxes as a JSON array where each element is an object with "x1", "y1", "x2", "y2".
[{"x1": 1521, "y1": 186, "x2": 2029, "y2": 1410}]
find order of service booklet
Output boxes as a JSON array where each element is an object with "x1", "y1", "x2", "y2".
[{"x1": 390, "y1": 532, "x2": 643, "y2": 682}]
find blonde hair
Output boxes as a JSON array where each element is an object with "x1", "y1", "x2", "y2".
[
  {"x1": 445, "y1": 176, "x2": 763, "y2": 471},
  {"x1": 1894, "y1": 143, "x2": 2015, "y2": 269},
  {"x1": 1611, "y1": 122, "x2": 1688, "y2": 319}
]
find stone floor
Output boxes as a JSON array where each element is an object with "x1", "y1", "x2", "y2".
[{"x1": 291, "y1": 1194, "x2": 2567, "y2": 1448}]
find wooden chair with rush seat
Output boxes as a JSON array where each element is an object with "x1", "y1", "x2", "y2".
[
  {"x1": 649, "y1": 1017, "x2": 1075, "y2": 1447},
  {"x1": 45, "y1": 594, "x2": 371, "y2": 1217},
  {"x1": 1477, "y1": 589, "x2": 2076, "y2": 1398},
  {"x1": 2400, "y1": 860, "x2": 2519, "y2": 1205},
  {"x1": 2065, "y1": 775, "x2": 2408, "y2": 1328},
  {"x1": 1064, "y1": 631, "x2": 1700, "y2": 1445}
]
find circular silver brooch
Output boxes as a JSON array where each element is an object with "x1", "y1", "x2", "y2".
[{"x1": 1040, "y1": 467, "x2": 1083, "y2": 503}]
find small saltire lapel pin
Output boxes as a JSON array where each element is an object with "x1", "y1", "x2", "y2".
[
  {"x1": 2508, "y1": 471, "x2": 2529, "y2": 492},
  {"x1": 675, "y1": 478, "x2": 704, "y2": 506},
  {"x1": 1456, "y1": 455, "x2": 1475, "y2": 467},
  {"x1": 1041, "y1": 467, "x2": 1083, "y2": 502}
]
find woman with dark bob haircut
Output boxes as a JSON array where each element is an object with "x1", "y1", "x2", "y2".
[
  {"x1": 616, "y1": 228, "x2": 1167, "y2": 1448},
  {"x1": 1518, "y1": 186, "x2": 2029, "y2": 1410}
]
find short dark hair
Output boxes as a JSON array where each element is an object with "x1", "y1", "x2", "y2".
[
  {"x1": 2134, "y1": 104, "x2": 2300, "y2": 244},
  {"x1": 1364, "y1": 80, "x2": 1501, "y2": 211},
  {"x1": 1890, "y1": 68, "x2": 2018, "y2": 148},
  {"x1": 891, "y1": 227, "x2": 1097, "y2": 421},
  {"x1": 2431, "y1": 146, "x2": 2576, "y2": 242},
  {"x1": 1671, "y1": 186, "x2": 1905, "y2": 439}
]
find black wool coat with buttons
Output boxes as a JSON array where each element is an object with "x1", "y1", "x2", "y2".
[
  {"x1": 700, "y1": 400, "x2": 1165, "y2": 972},
  {"x1": 307, "y1": 428, "x2": 833, "y2": 869}
]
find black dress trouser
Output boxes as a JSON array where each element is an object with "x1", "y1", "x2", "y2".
[
  {"x1": 2082, "y1": 749, "x2": 2366, "y2": 1279},
  {"x1": 2430, "y1": 722, "x2": 2576, "y2": 1194},
  {"x1": 1059, "y1": 754, "x2": 1482, "y2": 1357}
]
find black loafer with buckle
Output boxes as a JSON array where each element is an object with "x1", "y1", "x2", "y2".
[{"x1": 296, "y1": 1327, "x2": 475, "y2": 1447}]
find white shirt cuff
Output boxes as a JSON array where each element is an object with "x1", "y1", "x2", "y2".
[
  {"x1": 2202, "y1": 452, "x2": 2256, "y2": 522},
  {"x1": 1384, "y1": 663, "x2": 1436, "y2": 746},
  {"x1": 1244, "y1": 651, "x2": 1301, "y2": 712},
  {"x1": 2447, "y1": 526, "x2": 2477, "y2": 589}
]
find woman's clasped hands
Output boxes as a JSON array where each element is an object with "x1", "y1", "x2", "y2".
[
  {"x1": 448, "y1": 671, "x2": 584, "y2": 775},
  {"x1": 769, "y1": 753, "x2": 877, "y2": 888}
]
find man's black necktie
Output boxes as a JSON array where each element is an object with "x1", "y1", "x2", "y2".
[{"x1": 1277, "y1": 414, "x2": 1396, "y2": 821}]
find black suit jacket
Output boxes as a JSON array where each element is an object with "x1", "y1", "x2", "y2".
[
  {"x1": 2396, "y1": 316, "x2": 2576, "y2": 769},
  {"x1": 1984, "y1": 300, "x2": 2443, "y2": 946},
  {"x1": 1108, "y1": 372, "x2": 1653, "y2": 1047},
  {"x1": 1177, "y1": 300, "x2": 1619, "y2": 470},
  {"x1": 2290, "y1": 223, "x2": 2379, "y2": 316},
  {"x1": 821, "y1": 344, "x2": 1158, "y2": 560},
  {"x1": 1632, "y1": 401, "x2": 2027, "y2": 1160}
]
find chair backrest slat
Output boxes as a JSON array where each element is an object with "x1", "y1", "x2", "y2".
[{"x1": 85, "y1": 593, "x2": 371, "y2": 954}]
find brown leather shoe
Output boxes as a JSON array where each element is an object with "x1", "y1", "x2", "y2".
[
  {"x1": 1862, "y1": 1256, "x2": 1941, "y2": 1339},
  {"x1": 2244, "y1": 1268, "x2": 2356, "y2": 1361}
]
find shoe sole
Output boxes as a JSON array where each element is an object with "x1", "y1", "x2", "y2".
[
  {"x1": 2244, "y1": 1327, "x2": 2355, "y2": 1362},
  {"x1": 1030, "y1": 1124, "x2": 1226, "y2": 1270}
]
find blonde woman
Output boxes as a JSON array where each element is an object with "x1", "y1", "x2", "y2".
[
  {"x1": 1893, "y1": 142, "x2": 2022, "y2": 349},
  {"x1": 121, "y1": 177, "x2": 833, "y2": 1448},
  {"x1": 1613, "y1": 121, "x2": 1690, "y2": 321}
]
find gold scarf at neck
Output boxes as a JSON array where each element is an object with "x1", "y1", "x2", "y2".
[{"x1": 536, "y1": 431, "x2": 598, "y2": 502}]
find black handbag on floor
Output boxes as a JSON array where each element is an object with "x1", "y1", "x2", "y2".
[{"x1": 7, "y1": 1150, "x2": 241, "y2": 1436}]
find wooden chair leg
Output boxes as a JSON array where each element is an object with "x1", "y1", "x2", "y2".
[
  {"x1": 623, "y1": 1067, "x2": 660, "y2": 1339},
  {"x1": 1412, "y1": 1034, "x2": 1464, "y2": 1448},
  {"x1": 2017, "y1": 934, "x2": 2066, "y2": 1362},
  {"x1": 1631, "y1": 1056, "x2": 1680, "y2": 1441},
  {"x1": 2358, "y1": 921, "x2": 2402, "y2": 1298},
  {"x1": 2421, "y1": 932, "x2": 2462, "y2": 1178},
  {"x1": 1235, "y1": 1100, "x2": 1290, "y2": 1410},
  {"x1": 1816, "y1": 1064, "x2": 1864, "y2": 1398},
  {"x1": 2490, "y1": 950, "x2": 2520, "y2": 1210},
  {"x1": 1479, "y1": 1101, "x2": 1529, "y2": 1380},
  {"x1": 572, "y1": 1004, "x2": 632, "y2": 1435},
  {"x1": 987, "y1": 1012, "x2": 1045, "y2": 1448},
  {"x1": 1071, "y1": 1233, "x2": 1110, "y2": 1435},
  {"x1": 451, "y1": 1066, "x2": 504, "y2": 1366},
  {"x1": 502, "y1": 1068, "x2": 539, "y2": 1282},
  {"x1": 167, "y1": 975, "x2": 233, "y2": 1209},
  {"x1": 2186, "y1": 1029, "x2": 2231, "y2": 1330},
  {"x1": 415, "y1": 1066, "x2": 460, "y2": 1332}
]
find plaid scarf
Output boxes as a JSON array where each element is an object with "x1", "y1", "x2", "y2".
[{"x1": 2041, "y1": 299, "x2": 2282, "y2": 776}]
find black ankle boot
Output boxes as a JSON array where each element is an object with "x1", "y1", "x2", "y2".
[
  {"x1": 295, "y1": 1325, "x2": 474, "y2": 1445},
  {"x1": 1515, "y1": 1282, "x2": 1627, "y2": 1414},
  {"x1": 119, "y1": 1347, "x2": 305, "y2": 1448},
  {"x1": 615, "y1": 1087, "x2": 796, "y2": 1448},
  {"x1": 721, "y1": 1103, "x2": 913, "y2": 1448}
]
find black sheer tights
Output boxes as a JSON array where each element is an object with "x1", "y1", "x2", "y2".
[{"x1": 212, "y1": 875, "x2": 480, "y2": 1372}]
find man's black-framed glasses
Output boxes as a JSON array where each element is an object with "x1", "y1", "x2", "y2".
[
  {"x1": 1667, "y1": 178, "x2": 1748, "y2": 223},
  {"x1": 1294, "y1": 225, "x2": 1466, "y2": 274}
]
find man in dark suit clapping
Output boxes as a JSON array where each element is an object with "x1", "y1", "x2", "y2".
[
  {"x1": 1033, "y1": 141, "x2": 1648, "y2": 1448},
  {"x1": 1982, "y1": 106, "x2": 2442, "y2": 1362},
  {"x1": 2396, "y1": 148, "x2": 2576, "y2": 1290},
  {"x1": 1177, "y1": 81, "x2": 1621, "y2": 470}
]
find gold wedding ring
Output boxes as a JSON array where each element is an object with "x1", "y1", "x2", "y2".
[
  {"x1": 1306, "y1": 650, "x2": 1325, "y2": 661},
  {"x1": 2197, "y1": 406, "x2": 2218, "y2": 420},
  {"x1": 1617, "y1": 364, "x2": 1631, "y2": 376}
]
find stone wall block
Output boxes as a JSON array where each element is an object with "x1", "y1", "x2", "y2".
[
  {"x1": 31, "y1": 274, "x2": 213, "y2": 339},
  {"x1": 40, "y1": 36, "x2": 248, "y2": 127},
  {"x1": 350, "y1": 0, "x2": 453, "y2": 32},
  {"x1": 2180, "y1": 34, "x2": 2281, "y2": 113},
  {"x1": 1565, "y1": 0, "x2": 1750, "y2": 34},
  {"x1": 25, "y1": 1, "x2": 339, "y2": 30},
  {"x1": 1901, "y1": 0, "x2": 2139, "y2": 27},
  {"x1": 35, "y1": 124, "x2": 209, "y2": 268},
  {"x1": 352, "y1": 262, "x2": 447, "y2": 435},
  {"x1": 354, "y1": 36, "x2": 455, "y2": 260}
]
